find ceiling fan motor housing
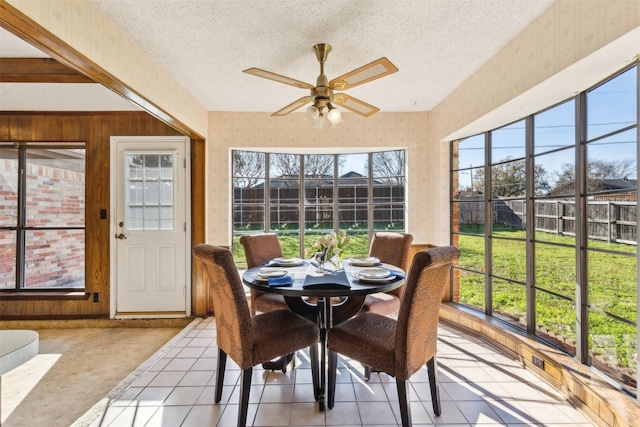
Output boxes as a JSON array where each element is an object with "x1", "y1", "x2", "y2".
[{"x1": 312, "y1": 76, "x2": 333, "y2": 109}]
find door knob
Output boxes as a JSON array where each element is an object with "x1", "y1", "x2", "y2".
[{"x1": 115, "y1": 233, "x2": 127, "y2": 240}]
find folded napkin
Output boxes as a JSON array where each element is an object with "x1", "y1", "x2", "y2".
[
  {"x1": 268, "y1": 275, "x2": 293, "y2": 287},
  {"x1": 302, "y1": 282, "x2": 351, "y2": 290},
  {"x1": 303, "y1": 269, "x2": 351, "y2": 289}
]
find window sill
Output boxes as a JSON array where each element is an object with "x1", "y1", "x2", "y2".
[{"x1": 0, "y1": 291, "x2": 89, "y2": 301}]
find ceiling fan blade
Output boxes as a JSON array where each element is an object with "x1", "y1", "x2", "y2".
[
  {"x1": 329, "y1": 57, "x2": 398, "y2": 91},
  {"x1": 272, "y1": 96, "x2": 312, "y2": 116},
  {"x1": 243, "y1": 68, "x2": 315, "y2": 90},
  {"x1": 332, "y1": 93, "x2": 379, "y2": 117}
]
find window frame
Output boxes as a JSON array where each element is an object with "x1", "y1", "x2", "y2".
[
  {"x1": 0, "y1": 142, "x2": 87, "y2": 291},
  {"x1": 450, "y1": 62, "x2": 638, "y2": 396},
  {"x1": 232, "y1": 150, "x2": 407, "y2": 267}
]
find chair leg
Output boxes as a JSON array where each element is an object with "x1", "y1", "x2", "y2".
[
  {"x1": 238, "y1": 367, "x2": 253, "y2": 427},
  {"x1": 426, "y1": 356, "x2": 441, "y2": 416},
  {"x1": 215, "y1": 348, "x2": 227, "y2": 403},
  {"x1": 364, "y1": 365, "x2": 371, "y2": 381},
  {"x1": 395, "y1": 378, "x2": 412, "y2": 427},
  {"x1": 327, "y1": 350, "x2": 338, "y2": 409},
  {"x1": 310, "y1": 343, "x2": 320, "y2": 401},
  {"x1": 250, "y1": 291, "x2": 257, "y2": 317}
]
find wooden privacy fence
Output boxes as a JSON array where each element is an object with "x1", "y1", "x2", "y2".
[
  {"x1": 459, "y1": 197, "x2": 637, "y2": 245},
  {"x1": 233, "y1": 185, "x2": 405, "y2": 228}
]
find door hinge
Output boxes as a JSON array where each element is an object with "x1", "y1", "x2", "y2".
[
  {"x1": 184, "y1": 158, "x2": 186, "y2": 168},
  {"x1": 184, "y1": 222, "x2": 187, "y2": 232}
]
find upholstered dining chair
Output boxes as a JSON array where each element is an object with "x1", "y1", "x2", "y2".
[
  {"x1": 193, "y1": 244, "x2": 319, "y2": 427},
  {"x1": 360, "y1": 231, "x2": 413, "y2": 315},
  {"x1": 327, "y1": 246, "x2": 460, "y2": 426},
  {"x1": 240, "y1": 233, "x2": 289, "y2": 316}
]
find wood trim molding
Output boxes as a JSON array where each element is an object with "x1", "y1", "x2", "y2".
[
  {"x1": 0, "y1": 292, "x2": 89, "y2": 300},
  {"x1": 0, "y1": 57, "x2": 94, "y2": 83},
  {"x1": 0, "y1": 1, "x2": 204, "y2": 141}
]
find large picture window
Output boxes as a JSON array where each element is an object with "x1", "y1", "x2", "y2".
[
  {"x1": 233, "y1": 150, "x2": 406, "y2": 267},
  {"x1": 451, "y1": 64, "x2": 638, "y2": 395},
  {"x1": 0, "y1": 143, "x2": 86, "y2": 290}
]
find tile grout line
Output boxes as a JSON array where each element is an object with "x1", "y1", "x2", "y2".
[{"x1": 70, "y1": 317, "x2": 203, "y2": 427}]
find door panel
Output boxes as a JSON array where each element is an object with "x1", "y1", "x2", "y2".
[{"x1": 111, "y1": 137, "x2": 189, "y2": 316}]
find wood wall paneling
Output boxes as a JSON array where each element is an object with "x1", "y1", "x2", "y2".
[{"x1": 0, "y1": 111, "x2": 204, "y2": 319}]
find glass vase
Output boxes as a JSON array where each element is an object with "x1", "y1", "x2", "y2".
[{"x1": 327, "y1": 253, "x2": 344, "y2": 271}]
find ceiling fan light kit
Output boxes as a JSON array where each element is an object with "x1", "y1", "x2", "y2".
[{"x1": 243, "y1": 43, "x2": 398, "y2": 128}]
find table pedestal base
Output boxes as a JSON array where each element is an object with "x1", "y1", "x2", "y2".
[
  {"x1": 285, "y1": 295, "x2": 365, "y2": 411},
  {"x1": 260, "y1": 353, "x2": 295, "y2": 372}
]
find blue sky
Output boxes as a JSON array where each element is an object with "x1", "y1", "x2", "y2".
[{"x1": 457, "y1": 65, "x2": 637, "y2": 190}]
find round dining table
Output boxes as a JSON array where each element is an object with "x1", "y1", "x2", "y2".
[{"x1": 242, "y1": 259, "x2": 405, "y2": 410}]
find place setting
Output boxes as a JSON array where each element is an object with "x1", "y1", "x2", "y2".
[
  {"x1": 348, "y1": 256, "x2": 381, "y2": 267},
  {"x1": 251, "y1": 268, "x2": 294, "y2": 287},
  {"x1": 264, "y1": 256, "x2": 305, "y2": 267},
  {"x1": 352, "y1": 267, "x2": 405, "y2": 283}
]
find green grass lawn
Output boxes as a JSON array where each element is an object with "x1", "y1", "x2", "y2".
[
  {"x1": 457, "y1": 225, "x2": 637, "y2": 374},
  {"x1": 232, "y1": 232, "x2": 371, "y2": 267}
]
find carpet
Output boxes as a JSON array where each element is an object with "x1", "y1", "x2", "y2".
[{"x1": 0, "y1": 318, "x2": 194, "y2": 427}]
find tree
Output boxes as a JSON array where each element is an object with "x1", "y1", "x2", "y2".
[
  {"x1": 552, "y1": 158, "x2": 636, "y2": 194},
  {"x1": 233, "y1": 151, "x2": 264, "y2": 188},
  {"x1": 271, "y1": 154, "x2": 344, "y2": 178},
  {"x1": 588, "y1": 158, "x2": 635, "y2": 181},
  {"x1": 369, "y1": 150, "x2": 405, "y2": 184},
  {"x1": 472, "y1": 158, "x2": 550, "y2": 197},
  {"x1": 271, "y1": 154, "x2": 302, "y2": 177}
]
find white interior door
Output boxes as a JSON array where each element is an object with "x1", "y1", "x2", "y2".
[{"x1": 111, "y1": 136, "x2": 190, "y2": 318}]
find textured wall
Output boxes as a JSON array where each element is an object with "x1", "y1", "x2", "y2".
[
  {"x1": 431, "y1": 0, "x2": 640, "y2": 140},
  {"x1": 6, "y1": 0, "x2": 208, "y2": 137}
]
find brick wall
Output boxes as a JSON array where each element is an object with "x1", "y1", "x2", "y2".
[{"x1": 0, "y1": 158, "x2": 85, "y2": 289}]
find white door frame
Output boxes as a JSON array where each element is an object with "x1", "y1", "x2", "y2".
[{"x1": 109, "y1": 136, "x2": 191, "y2": 319}]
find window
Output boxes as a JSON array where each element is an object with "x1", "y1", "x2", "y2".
[
  {"x1": 451, "y1": 64, "x2": 638, "y2": 394},
  {"x1": 233, "y1": 150, "x2": 406, "y2": 267},
  {"x1": 0, "y1": 143, "x2": 86, "y2": 290}
]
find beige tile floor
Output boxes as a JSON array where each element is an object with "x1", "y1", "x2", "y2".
[{"x1": 88, "y1": 317, "x2": 595, "y2": 426}]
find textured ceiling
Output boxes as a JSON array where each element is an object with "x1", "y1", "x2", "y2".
[{"x1": 1, "y1": 0, "x2": 556, "y2": 113}]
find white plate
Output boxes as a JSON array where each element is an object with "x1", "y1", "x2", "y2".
[
  {"x1": 352, "y1": 272, "x2": 396, "y2": 283},
  {"x1": 272, "y1": 257, "x2": 304, "y2": 266},
  {"x1": 350, "y1": 257, "x2": 380, "y2": 267},
  {"x1": 358, "y1": 268, "x2": 391, "y2": 279},
  {"x1": 257, "y1": 268, "x2": 288, "y2": 278}
]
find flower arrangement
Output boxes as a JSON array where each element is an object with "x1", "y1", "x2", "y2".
[{"x1": 312, "y1": 230, "x2": 350, "y2": 269}]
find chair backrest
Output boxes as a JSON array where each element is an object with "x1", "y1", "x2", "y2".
[
  {"x1": 240, "y1": 233, "x2": 284, "y2": 268},
  {"x1": 369, "y1": 232, "x2": 414, "y2": 271},
  {"x1": 394, "y1": 245, "x2": 460, "y2": 380},
  {"x1": 193, "y1": 244, "x2": 254, "y2": 368},
  {"x1": 369, "y1": 232, "x2": 413, "y2": 297}
]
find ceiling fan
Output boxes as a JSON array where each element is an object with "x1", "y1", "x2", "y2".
[{"x1": 243, "y1": 44, "x2": 398, "y2": 125}]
